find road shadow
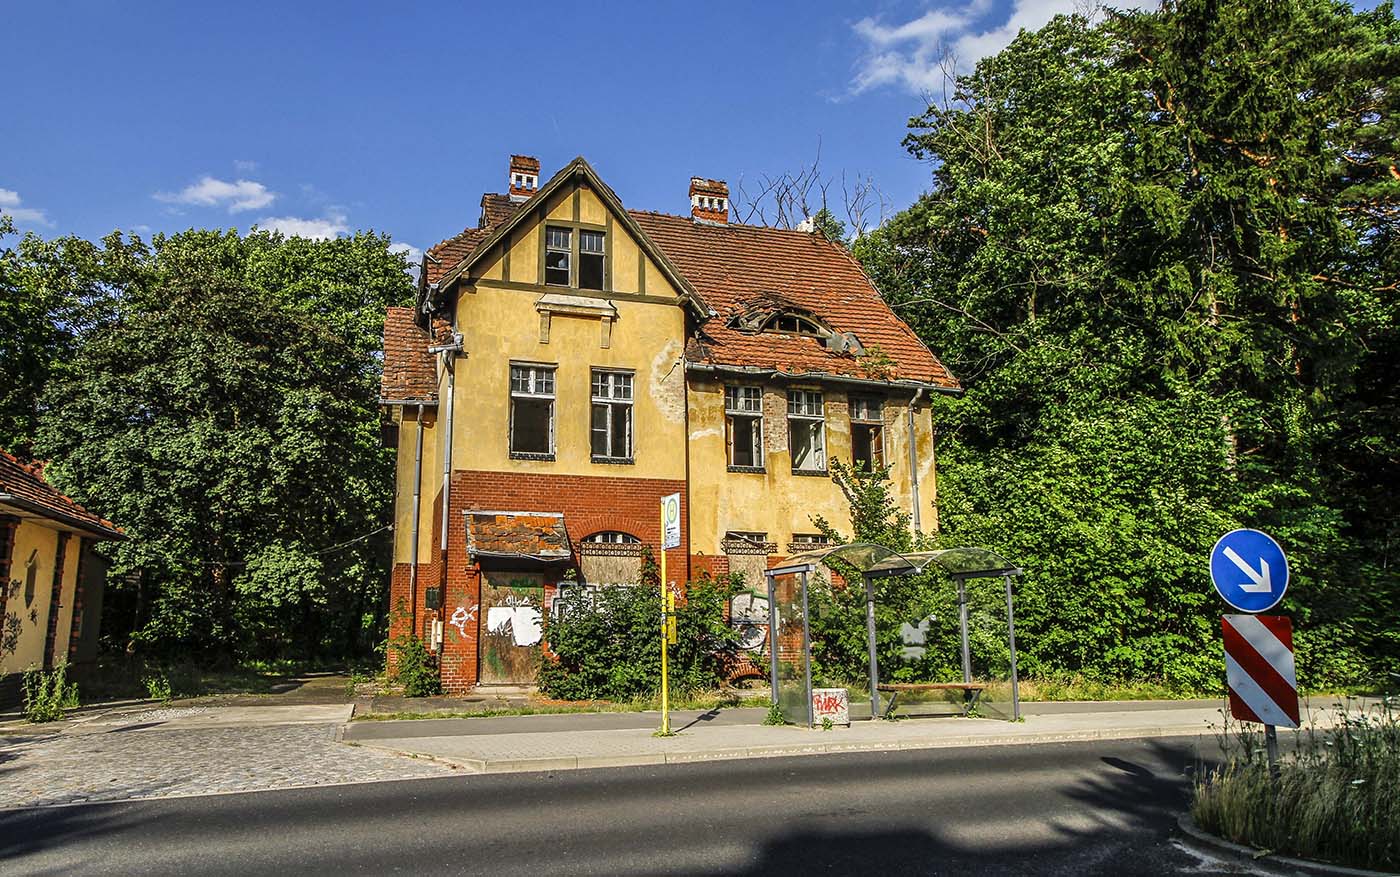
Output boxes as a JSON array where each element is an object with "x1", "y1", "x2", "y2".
[
  {"x1": 676, "y1": 708, "x2": 722, "y2": 733},
  {"x1": 0, "y1": 801, "x2": 148, "y2": 865}
]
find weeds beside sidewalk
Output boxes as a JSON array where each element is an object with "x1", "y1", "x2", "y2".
[{"x1": 1192, "y1": 699, "x2": 1399, "y2": 872}]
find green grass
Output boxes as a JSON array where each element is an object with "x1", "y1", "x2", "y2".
[
  {"x1": 1192, "y1": 700, "x2": 1400, "y2": 871},
  {"x1": 355, "y1": 690, "x2": 771, "y2": 721}
]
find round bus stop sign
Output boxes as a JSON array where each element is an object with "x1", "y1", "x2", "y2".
[{"x1": 1210, "y1": 529, "x2": 1289, "y2": 613}]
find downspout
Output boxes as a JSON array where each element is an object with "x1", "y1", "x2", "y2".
[
  {"x1": 409, "y1": 402, "x2": 424, "y2": 615},
  {"x1": 907, "y1": 388, "x2": 925, "y2": 534},
  {"x1": 429, "y1": 332, "x2": 463, "y2": 647}
]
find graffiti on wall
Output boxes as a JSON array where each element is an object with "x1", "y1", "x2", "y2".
[
  {"x1": 899, "y1": 614, "x2": 936, "y2": 661},
  {"x1": 448, "y1": 604, "x2": 478, "y2": 639}
]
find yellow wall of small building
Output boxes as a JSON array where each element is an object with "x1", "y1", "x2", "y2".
[{"x1": 1, "y1": 520, "x2": 81, "y2": 676}]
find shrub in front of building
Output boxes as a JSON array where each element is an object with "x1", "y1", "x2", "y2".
[{"x1": 538, "y1": 570, "x2": 745, "y2": 702}]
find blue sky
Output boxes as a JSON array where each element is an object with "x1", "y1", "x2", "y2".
[{"x1": 1, "y1": 1, "x2": 1382, "y2": 261}]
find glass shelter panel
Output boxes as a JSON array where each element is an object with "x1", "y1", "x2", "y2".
[{"x1": 768, "y1": 570, "x2": 811, "y2": 725}]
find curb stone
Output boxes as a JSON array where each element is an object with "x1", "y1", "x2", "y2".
[{"x1": 1175, "y1": 814, "x2": 1396, "y2": 877}]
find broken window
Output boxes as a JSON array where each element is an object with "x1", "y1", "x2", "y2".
[
  {"x1": 787, "y1": 389, "x2": 826, "y2": 473},
  {"x1": 590, "y1": 369, "x2": 633, "y2": 461},
  {"x1": 850, "y1": 395, "x2": 885, "y2": 472},
  {"x1": 510, "y1": 364, "x2": 555, "y2": 457},
  {"x1": 545, "y1": 226, "x2": 571, "y2": 286},
  {"x1": 725, "y1": 385, "x2": 764, "y2": 469},
  {"x1": 765, "y1": 314, "x2": 824, "y2": 336},
  {"x1": 579, "y1": 229, "x2": 605, "y2": 290}
]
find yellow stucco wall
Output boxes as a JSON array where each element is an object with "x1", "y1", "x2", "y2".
[
  {"x1": 0, "y1": 520, "x2": 80, "y2": 676},
  {"x1": 685, "y1": 379, "x2": 937, "y2": 555},
  {"x1": 392, "y1": 406, "x2": 443, "y2": 565},
  {"x1": 451, "y1": 284, "x2": 687, "y2": 479}
]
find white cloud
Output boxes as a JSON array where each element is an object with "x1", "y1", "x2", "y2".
[
  {"x1": 849, "y1": 0, "x2": 1155, "y2": 95},
  {"x1": 256, "y1": 211, "x2": 350, "y2": 240},
  {"x1": 389, "y1": 241, "x2": 422, "y2": 264},
  {"x1": 155, "y1": 175, "x2": 276, "y2": 212},
  {"x1": 0, "y1": 188, "x2": 53, "y2": 226}
]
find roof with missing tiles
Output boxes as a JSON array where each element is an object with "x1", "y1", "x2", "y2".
[
  {"x1": 630, "y1": 211, "x2": 958, "y2": 388},
  {"x1": 380, "y1": 307, "x2": 438, "y2": 403},
  {"x1": 0, "y1": 451, "x2": 123, "y2": 539},
  {"x1": 465, "y1": 511, "x2": 571, "y2": 562}
]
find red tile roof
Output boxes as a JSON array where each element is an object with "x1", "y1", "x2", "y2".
[
  {"x1": 629, "y1": 212, "x2": 959, "y2": 388},
  {"x1": 479, "y1": 193, "x2": 521, "y2": 229},
  {"x1": 424, "y1": 227, "x2": 489, "y2": 285},
  {"x1": 466, "y1": 512, "x2": 571, "y2": 561},
  {"x1": 380, "y1": 307, "x2": 438, "y2": 403},
  {"x1": 0, "y1": 451, "x2": 123, "y2": 538}
]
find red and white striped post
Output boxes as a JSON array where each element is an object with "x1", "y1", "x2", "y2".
[{"x1": 1222, "y1": 614, "x2": 1299, "y2": 768}]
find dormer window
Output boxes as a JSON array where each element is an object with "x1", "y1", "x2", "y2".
[
  {"x1": 765, "y1": 314, "x2": 825, "y2": 337},
  {"x1": 544, "y1": 224, "x2": 606, "y2": 290}
]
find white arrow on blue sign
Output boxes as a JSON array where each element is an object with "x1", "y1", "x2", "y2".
[{"x1": 1210, "y1": 529, "x2": 1290, "y2": 613}]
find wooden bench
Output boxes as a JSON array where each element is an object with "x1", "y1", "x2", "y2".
[{"x1": 877, "y1": 682, "x2": 988, "y2": 719}]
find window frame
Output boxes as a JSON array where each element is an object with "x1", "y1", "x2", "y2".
[
  {"x1": 590, "y1": 368, "x2": 634, "y2": 464},
  {"x1": 764, "y1": 313, "x2": 825, "y2": 337},
  {"x1": 724, "y1": 385, "x2": 765, "y2": 472},
  {"x1": 509, "y1": 362, "x2": 557, "y2": 460},
  {"x1": 541, "y1": 220, "x2": 608, "y2": 291},
  {"x1": 849, "y1": 395, "x2": 886, "y2": 473},
  {"x1": 786, "y1": 389, "x2": 827, "y2": 474}
]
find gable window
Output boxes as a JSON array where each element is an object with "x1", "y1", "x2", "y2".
[
  {"x1": 766, "y1": 314, "x2": 824, "y2": 337},
  {"x1": 545, "y1": 226, "x2": 571, "y2": 286},
  {"x1": 590, "y1": 369, "x2": 633, "y2": 462},
  {"x1": 725, "y1": 386, "x2": 764, "y2": 470},
  {"x1": 510, "y1": 364, "x2": 555, "y2": 458},
  {"x1": 850, "y1": 396, "x2": 885, "y2": 472},
  {"x1": 787, "y1": 389, "x2": 826, "y2": 473},
  {"x1": 579, "y1": 230, "x2": 605, "y2": 290}
]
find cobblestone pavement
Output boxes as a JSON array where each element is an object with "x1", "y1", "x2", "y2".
[{"x1": 0, "y1": 720, "x2": 457, "y2": 810}]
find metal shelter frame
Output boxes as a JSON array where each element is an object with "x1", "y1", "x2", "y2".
[{"x1": 763, "y1": 543, "x2": 1025, "y2": 726}]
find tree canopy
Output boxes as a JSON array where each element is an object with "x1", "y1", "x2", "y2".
[{"x1": 854, "y1": 0, "x2": 1399, "y2": 688}]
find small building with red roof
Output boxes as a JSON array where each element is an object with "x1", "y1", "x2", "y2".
[
  {"x1": 1, "y1": 451, "x2": 123, "y2": 704},
  {"x1": 381, "y1": 155, "x2": 958, "y2": 693}
]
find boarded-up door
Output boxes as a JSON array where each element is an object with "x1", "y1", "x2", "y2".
[{"x1": 479, "y1": 573, "x2": 545, "y2": 684}]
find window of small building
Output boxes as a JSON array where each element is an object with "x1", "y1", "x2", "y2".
[
  {"x1": 584, "y1": 531, "x2": 641, "y2": 544},
  {"x1": 723, "y1": 530, "x2": 773, "y2": 587},
  {"x1": 850, "y1": 395, "x2": 885, "y2": 472},
  {"x1": 724, "y1": 385, "x2": 764, "y2": 470},
  {"x1": 579, "y1": 230, "x2": 605, "y2": 291},
  {"x1": 579, "y1": 531, "x2": 644, "y2": 588},
  {"x1": 787, "y1": 389, "x2": 826, "y2": 473},
  {"x1": 590, "y1": 369, "x2": 633, "y2": 462},
  {"x1": 510, "y1": 364, "x2": 556, "y2": 458},
  {"x1": 545, "y1": 226, "x2": 571, "y2": 286}
]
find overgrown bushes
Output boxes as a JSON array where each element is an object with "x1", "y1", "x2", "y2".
[
  {"x1": 538, "y1": 571, "x2": 745, "y2": 702},
  {"x1": 390, "y1": 635, "x2": 441, "y2": 697},
  {"x1": 1193, "y1": 703, "x2": 1400, "y2": 870}
]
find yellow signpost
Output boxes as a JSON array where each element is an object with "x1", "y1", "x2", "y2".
[{"x1": 658, "y1": 492, "x2": 681, "y2": 736}]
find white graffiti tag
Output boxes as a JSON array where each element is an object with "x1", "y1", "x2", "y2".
[
  {"x1": 485, "y1": 595, "x2": 543, "y2": 647},
  {"x1": 448, "y1": 604, "x2": 478, "y2": 638}
]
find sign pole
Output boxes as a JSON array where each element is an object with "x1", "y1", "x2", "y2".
[
  {"x1": 1265, "y1": 724, "x2": 1280, "y2": 779},
  {"x1": 659, "y1": 510, "x2": 670, "y2": 736}
]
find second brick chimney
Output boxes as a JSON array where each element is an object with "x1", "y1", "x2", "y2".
[
  {"x1": 509, "y1": 155, "x2": 541, "y2": 201},
  {"x1": 689, "y1": 177, "x2": 729, "y2": 224}
]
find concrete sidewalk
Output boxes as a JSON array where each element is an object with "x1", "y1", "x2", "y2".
[{"x1": 348, "y1": 700, "x2": 1312, "y2": 775}]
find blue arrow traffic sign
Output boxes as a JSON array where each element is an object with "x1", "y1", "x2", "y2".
[{"x1": 1210, "y1": 529, "x2": 1289, "y2": 613}]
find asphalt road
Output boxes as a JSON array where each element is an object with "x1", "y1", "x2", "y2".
[{"x1": 0, "y1": 738, "x2": 1232, "y2": 876}]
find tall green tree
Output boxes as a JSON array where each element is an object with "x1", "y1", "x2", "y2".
[
  {"x1": 856, "y1": 2, "x2": 1399, "y2": 688},
  {"x1": 31, "y1": 229, "x2": 413, "y2": 661}
]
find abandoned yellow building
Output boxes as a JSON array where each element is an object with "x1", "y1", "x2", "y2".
[
  {"x1": 1, "y1": 451, "x2": 122, "y2": 705},
  {"x1": 380, "y1": 154, "x2": 959, "y2": 692}
]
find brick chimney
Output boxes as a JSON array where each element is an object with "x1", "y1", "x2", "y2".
[
  {"x1": 689, "y1": 177, "x2": 729, "y2": 224},
  {"x1": 509, "y1": 155, "x2": 540, "y2": 202}
]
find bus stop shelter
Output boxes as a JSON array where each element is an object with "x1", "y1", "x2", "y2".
[{"x1": 763, "y1": 543, "x2": 1024, "y2": 727}]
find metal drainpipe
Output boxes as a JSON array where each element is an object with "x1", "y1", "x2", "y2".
[
  {"x1": 409, "y1": 403, "x2": 424, "y2": 617},
  {"x1": 440, "y1": 359, "x2": 455, "y2": 555},
  {"x1": 907, "y1": 388, "x2": 925, "y2": 533}
]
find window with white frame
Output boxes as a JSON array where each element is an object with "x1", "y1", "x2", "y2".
[
  {"x1": 724, "y1": 386, "x2": 764, "y2": 469},
  {"x1": 510, "y1": 364, "x2": 555, "y2": 457},
  {"x1": 849, "y1": 395, "x2": 885, "y2": 472},
  {"x1": 787, "y1": 389, "x2": 826, "y2": 473},
  {"x1": 590, "y1": 369, "x2": 633, "y2": 461},
  {"x1": 545, "y1": 226, "x2": 571, "y2": 286}
]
